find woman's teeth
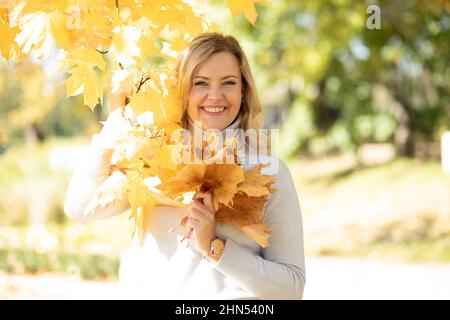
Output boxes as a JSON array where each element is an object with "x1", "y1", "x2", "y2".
[{"x1": 201, "y1": 106, "x2": 226, "y2": 113}]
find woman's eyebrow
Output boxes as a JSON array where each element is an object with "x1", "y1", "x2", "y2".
[{"x1": 194, "y1": 75, "x2": 239, "y2": 80}]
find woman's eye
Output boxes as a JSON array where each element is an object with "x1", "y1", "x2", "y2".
[{"x1": 194, "y1": 81, "x2": 235, "y2": 86}]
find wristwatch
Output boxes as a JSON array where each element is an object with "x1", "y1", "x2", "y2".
[{"x1": 207, "y1": 238, "x2": 225, "y2": 260}]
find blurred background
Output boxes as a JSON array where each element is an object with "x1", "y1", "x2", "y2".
[{"x1": 1, "y1": 0, "x2": 450, "y2": 299}]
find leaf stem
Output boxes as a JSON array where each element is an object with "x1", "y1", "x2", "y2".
[
  {"x1": 96, "y1": 49, "x2": 109, "y2": 54},
  {"x1": 136, "y1": 75, "x2": 152, "y2": 93}
]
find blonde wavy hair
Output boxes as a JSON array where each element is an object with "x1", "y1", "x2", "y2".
[{"x1": 174, "y1": 32, "x2": 263, "y2": 131}]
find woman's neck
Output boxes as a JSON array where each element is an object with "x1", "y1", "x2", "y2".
[
  {"x1": 185, "y1": 114, "x2": 250, "y2": 165},
  {"x1": 186, "y1": 113, "x2": 242, "y2": 135}
]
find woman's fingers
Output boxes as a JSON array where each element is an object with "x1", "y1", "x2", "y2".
[
  {"x1": 191, "y1": 201, "x2": 214, "y2": 216},
  {"x1": 185, "y1": 217, "x2": 199, "y2": 229},
  {"x1": 203, "y1": 193, "x2": 215, "y2": 212},
  {"x1": 188, "y1": 207, "x2": 212, "y2": 224},
  {"x1": 193, "y1": 192, "x2": 215, "y2": 212},
  {"x1": 183, "y1": 193, "x2": 216, "y2": 243}
]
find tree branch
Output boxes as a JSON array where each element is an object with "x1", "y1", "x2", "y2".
[{"x1": 136, "y1": 75, "x2": 152, "y2": 93}]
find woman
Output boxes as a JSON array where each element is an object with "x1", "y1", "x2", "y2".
[{"x1": 64, "y1": 33, "x2": 306, "y2": 299}]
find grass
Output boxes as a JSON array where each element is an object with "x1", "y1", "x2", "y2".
[
  {"x1": 0, "y1": 248, "x2": 119, "y2": 280},
  {"x1": 0, "y1": 219, "x2": 130, "y2": 279},
  {"x1": 287, "y1": 153, "x2": 450, "y2": 263}
]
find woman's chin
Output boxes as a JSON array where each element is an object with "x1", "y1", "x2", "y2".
[{"x1": 201, "y1": 120, "x2": 227, "y2": 131}]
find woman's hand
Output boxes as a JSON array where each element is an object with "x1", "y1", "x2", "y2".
[{"x1": 184, "y1": 192, "x2": 216, "y2": 256}]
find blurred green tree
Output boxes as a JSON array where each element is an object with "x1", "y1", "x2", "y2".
[{"x1": 232, "y1": 0, "x2": 450, "y2": 158}]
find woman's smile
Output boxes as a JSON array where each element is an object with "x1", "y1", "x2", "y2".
[{"x1": 200, "y1": 105, "x2": 228, "y2": 116}]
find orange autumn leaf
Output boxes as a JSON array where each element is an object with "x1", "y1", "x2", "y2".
[
  {"x1": 215, "y1": 167, "x2": 277, "y2": 247},
  {"x1": 157, "y1": 163, "x2": 245, "y2": 210},
  {"x1": 217, "y1": 192, "x2": 266, "y2": 223},
  {"x1": 203, "y1": 164, "x2": 245, "y2": 210},
  {"x1": 157, "y1": 164, "x2": 208, "y2": 196},
  {"x1": 216, "y1": 193, "x2": 271, "y2": 247},
  {"x1": 241, "y1": 223, "x2": 271, "y2": 248},
  {"x1": 237, "y1": 163, "x2": 274, "y2": 197}
]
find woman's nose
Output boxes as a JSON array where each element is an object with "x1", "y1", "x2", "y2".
[{"x1": 207, "y1": 85, "x2": 224, "y2": 101}]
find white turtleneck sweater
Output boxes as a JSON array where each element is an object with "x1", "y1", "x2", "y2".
[{"x1": 64, "y1": 112, "x2": 306, "y2": 300}]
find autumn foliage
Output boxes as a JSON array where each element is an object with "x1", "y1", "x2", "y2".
[{"x1": 0, "y1": 0, "x2": 274, "y2": 247}]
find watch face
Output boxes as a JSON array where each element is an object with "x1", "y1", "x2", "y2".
[{"x1": 210, "y1": 239, "x2": 224, "y2": 255}]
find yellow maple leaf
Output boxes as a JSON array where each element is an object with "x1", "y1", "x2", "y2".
[
  {"x1": 135, "y1": 33, "x2": 160, "y2": 68},
  {"x1": 139, "y1": 0, "x2": 172, "y2": 32},
  {"x1": 83, "y1": 170, "x2": 128, "y2": 216},
  {"x1": 160, "y1": 93, "x2": 182, "y2": 124},
  {"x1": 81, "y1": 9, "x2": 114, "y2": 51},
  {"x1": 144, "y1": 175, "x2": 187, "y2": 207},
  {"x1": 132, "y1": 137, "x2": 178, "y2": 175},
  {"x1": 241, "y1": 223, "x2": 271, "y2": 248},
  {"x1": 65, "y1": 46, "x2": 106, "y2": 71},
  {"x1": 126, "y1": 170, "x2": 155, "y2": 240},
  {"x1": 128, "y1": 87, "x2": 181, "y2": 126},
  {"x1": 128, "y1": 89, "x2": 164, "y2": 123},
  {"x1": 48, "y1": 11, "x2": 79, "y2": 52},
  {"x1": 110, "y1": 25, "x2": 142, "y2": 67},
  {"x1": 203, "y1": 164, "x2": 245, "y2": 210},
  {"x1": 66, "y1": 64, "x2": 103, "y2": 109},
  {"x1": 226, "y1": 0, "x2": 265, "y2": 25},
  {"x1": 157, "y1": 164, "x2": 207, "y2": 196},
  {"x1": 14, "y1": 12, "x2": 55, "y2": 60},
  {"x1": 127, "y1": 170, "x2": 151, "y2": 208},
  {"x1": 0, "y1": 24, "x2": 23, "y2": 60},
  {"x1": 216, "y1": 193, "x2": 266, "y2": 226},
  {"x1": 111, "y1": 69, "x2": 134, "y2": 95},
  {"x1": 237, "y1": 163, "x2": 274, "y2": 197},
  {"x1": 111, "y1": 131, "x2": 149, "y2": 164},
  {"x1": 152, "y1": 144, "x2": 178, "y2": 171},
  {"x1": 216, "y1": 193, "x2": 272, "y2": 247},
  {"x1": 158, "y1": 163, "x2": 245, "y2": 210}
]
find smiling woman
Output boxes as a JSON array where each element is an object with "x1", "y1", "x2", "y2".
[
  {"x1": 176, "y1": 33, "x2": 262, "y2": 133},
  {"x1": 64, "y1": 32, "x2": 306, "y2": 300},
  {"x1": 186, "y1": 51, "x2": 243, "y2": 130}
]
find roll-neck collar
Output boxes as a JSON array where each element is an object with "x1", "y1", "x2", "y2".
[
  {"x1": 185, "y1": 113, "x2": 254, "y2": 167},
  {"x1": 186, "y1": 113, "x2": 242, "y2": 134}
]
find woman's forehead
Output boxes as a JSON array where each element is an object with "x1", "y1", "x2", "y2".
[{"x1": 194, "y1": 52, "x2": 241, "y2": 77}]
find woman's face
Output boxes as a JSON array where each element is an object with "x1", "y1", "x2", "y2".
[{"x1": 187, "y1": 51, "x2": 243, "y2": 131}]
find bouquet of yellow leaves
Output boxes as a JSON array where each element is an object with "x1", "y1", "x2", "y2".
[
  {"x1": 85, "y1": 107, "x2": 277, "y2": 247},
  {"x1": 158, "y1": 161, "x2": 277, "y2": 248}
]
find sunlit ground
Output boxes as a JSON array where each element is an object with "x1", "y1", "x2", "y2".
[{"x1": 2, "y1": 256, "x2": 450, "y2": 299}]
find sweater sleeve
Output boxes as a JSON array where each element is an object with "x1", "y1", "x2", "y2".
[
  {"x1": 64, "y1": 133, "x2": 130, "y2": 222},
  {"x1": 213, "y1": 159, "x2": 306, "y2": 300}
]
